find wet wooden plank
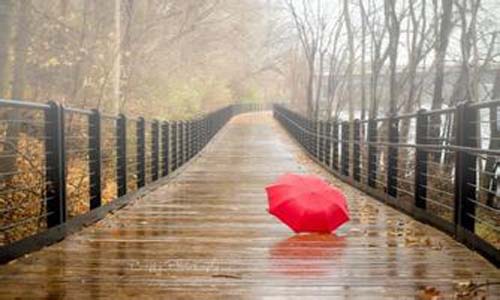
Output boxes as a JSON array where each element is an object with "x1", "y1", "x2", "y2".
[{"x1": 0, "y1": 112, "x2": 498, "y2": 299}]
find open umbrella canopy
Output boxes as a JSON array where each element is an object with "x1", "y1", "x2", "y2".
[{"x1": 265, "y1": 173, "x2": 349, "y2": 233}]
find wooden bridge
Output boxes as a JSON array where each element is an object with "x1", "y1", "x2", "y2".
[{"x1": 0, "y1": 103, "x2": 499, "y2": 299}]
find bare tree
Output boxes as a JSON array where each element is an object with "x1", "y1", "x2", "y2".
[
  {"x1": 384, "y1": 0, "x2": 402, "y2": 115},
  {"x1": 0, "y1": 0, "x2": 14, "y2": 98},
  {"x1": 365, "y1": 0, "x2": 390, "y2": 118},
  {"x1": 284, "y1": 0, "x2": 319, "y2": 118},
  {"x1": 359, "y1": 0, "x2": 367, "y2": 121},
  {"x1": 400, "y1": 0, "x2": 432, "y2": 139},
  {"x1": 1, "y1": 0, "x2": 32, "y2": 180},
  {"x1": 325, "y1": 18, "x2": 346, "y2": 121},
  {"x1": 431, "y1": 0, "x2": 453, "y2": 110},
  {"x1": 405, "y1": 0, "x2": 430, "y2": 111},
  {"x1": 449, "y1": 0, "x2": 481, "y2": 105},
  {"x1": 344, "y1": 0, "x2": 356, "y2": 121},
  {"x1": 428, "y1": 0, "x2": 453, "y2": 161}
]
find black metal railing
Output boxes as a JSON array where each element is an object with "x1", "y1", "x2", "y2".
[
  {"x1": 274, "y1": 102, "x2": 500, "y2": 266},
  {"x1": 0, "y1": 100, "x2": 267, "y2": 262}
]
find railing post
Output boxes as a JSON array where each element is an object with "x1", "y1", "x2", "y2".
[
  {"x1": 178, "y1": 121, "x2": 183, "y2": 165},
  {"x1": 181, "y1": 120, "x2": 185, "y2": 167},
  {"x1": 206, "y1": 118, "x2": 211, "y2": 142},
  {"x1": 304, "y1": 119, "x2": 310, "y2": 153},
  {"x1": 194, "y1": 120, "x2": 198, "y2": 154},
  {"x1": 310, "y1": 119, "x2": 314, "y2": 155},
  {"x1": 325, "y1": 120, "x2": 332, "y2": 167},
  {"x1": 201, "y1": 118, "x2": 205, "y2": 150},
  {"x1": 332, "y1": 121, "x2": 339, "y2": 171},
  {"x1": 137, "y1": 117, "x2": 146, "y2": 188},
  {"x1": 367, "y1": 119, "x2": 377, "y2": 188},
  {"x1": 315, "y1": 120, "x2": 320, "y2": 158},
  {"x1": 188, "y1": 120, "x2": 192, "y2": 159},
  {"x1": 303, "y1": 117, "x2": 308, "y2": 150},
  {"x1": 211, "y1": 115, "x2": 215, "y2": 138},
  {"x1": 208, "y1": 116, "x2": 212, "y2": 142},
  {"x1": 310, "y1": 119, "x2": 315, "y2": 155},
  {"x1": 88, "y1": 109, "x2": 102, "y2": 209},
  {"x1": 184, "y1": 120, "x2": 189, "y2": 162},
  {"x1": 307, "y1": 119, "x2": 314, "y2": 154},
  {"x1": 192, "y1": 119, "x2": 198, "y2": 155},
  {"x1": 341, "y1": 121, "x2": 350, "y2": 176},
  {"x1": 200, "y1": 118, "x2": 205, "y2": 149},
  {"x1": 202, "y1": 118, "x2": 207, "y2": 147},
  {"x1": 292, "y1": 113, "x2": 297, "y2": 142},
  {"x1": 319, "y1": 121, "x2": 325, "y2": 163},
  {"x1": 188, "y1": 121, "x2": 194, "y2": 159},
  {"x1": 353, "y1": 119, "x2": 361, "y2": 182},
  {"x1": 454, "y1": 102, "x2": 477, "y2": 233},
  {"x1": 298, "y1": 116, "x2": 304, "y2": 147},
  {"x1": 151, "y1": 120, "x2": 159, "y2": 181},
  {"x1": 177, "y1": 120, "x2": 182, "y2": 167},
  {"x1": 387, "y1": 117, "x2": 399, "y2": 197},
  {"x1": 161, "y1": 121, "x2": 169, "y2": 177},
  {"x1": 301, "y1": 116, "x2": 306, "y2": 150},
  {"x1": 296, "y1": 115, "x2": 301, "y2": 144},
  {"x1": 116, "y1": 114, "x2": 127, "y2": 197},
  {"x1": 196, "y1": 119, "x2": 200, "y2": 151},
  {"x1": 210, "y1": 115, "x2": 214, "y2": 139},
  {"x1": 183, "y1": 120, "x2": 188, "y2": 163},
  {"x1": 45, "y1": 101, "x2": 67, "y2": 227},
  {"x1": 171, "y1": 121, "x2": 178, "y2": 171},
  {"x1": 194, "y1": 119, "x2": 200, "y2": 154},
  {"x1": 207, "y1": 117, "x2": 211, "y2": 144},
  {"x1": 415, "y1": 110, "x2": 428, "y2": 209}
]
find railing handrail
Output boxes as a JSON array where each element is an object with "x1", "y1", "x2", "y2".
[
  {"x1": 0, "y1": 98, "x2": 51, "y2": 110},
  {"x1": 286, "y1": 99, "x2": 500, "y2": 123},
  {"x1": 0, "y1": 98, "x2": 265, "y2": 122},
  {"x1": 273, "y1": 107, "x2": 500, "y2": 156}
]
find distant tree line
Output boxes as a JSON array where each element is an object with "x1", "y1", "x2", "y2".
[{"x1": 282, "y1": 0, "x2": 500, "y2": 120}]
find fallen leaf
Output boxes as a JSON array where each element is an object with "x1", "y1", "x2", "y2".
[
  {"x1": 211, "y1": 274, "x2": 242, "y2": 279},
  {"x1": 416, "y1": 286, "x2": 442, "y2": 300}
]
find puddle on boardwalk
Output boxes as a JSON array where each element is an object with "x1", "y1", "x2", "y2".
[{"x1": 268, "y1": 233, "x2": 346, "y2": 278}]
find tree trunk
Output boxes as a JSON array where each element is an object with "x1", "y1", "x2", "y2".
[
  {"x1": 0, "y1": 0, "x2": 31, "y2": 181},
  {"x1": 70, "y1": 0, "x2": 91, "y2": 105},
  {"x1": 344, "y1": 0, "x2": 355, "y2": 121},
  {"x1": 401, "y1": 0, "x2": 427, "y2": 140},
  {"x1": 120, "y1": 0, "x2": 136, "y2": 114},
  {"x1": 114, "y1": 0, "x2": 121, "y2": 114},
  {"x1": 370, "y1": 62, "x2": 382, "y2": 119},
  {"x1": 430, "y1": 0, "x2": 453, "y2": 161},
  {"x1": 0, "y1": 0, "x2": 13, "y2": 98},
  {"x1": 431, "y1": 0, "x2": 453, "y2": 110},
  {"x1": 306, "y1": 62, "x2": 315, "y2": 118},
  {"x1": 385, "y1": 0, "x2": 400, "y2": 115},
  {"x1": 11, "y1": 0, "x2": 30, "y2": 101},
  {"x1": 485, "y1": 68, "x2": 500, "y2": 207},
  {"x1": 359, "y1": 0, "x2": 366, "y2": 122},
  {"x1": 314, "y1": 52, "x2": 325, "y2": 120}
]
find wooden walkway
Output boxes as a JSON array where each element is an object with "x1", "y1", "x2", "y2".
[{"x1": 0, "y1": 112, "x2": 498, "y2": 299}]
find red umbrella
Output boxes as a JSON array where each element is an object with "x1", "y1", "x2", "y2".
[{"x1": 265, "y1": 173, "x2": 349, "y2": 233}]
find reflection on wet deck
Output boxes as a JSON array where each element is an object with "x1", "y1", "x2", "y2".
[{"x1": 0, "y1": 112, "x2": 498, "y2": 299}]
